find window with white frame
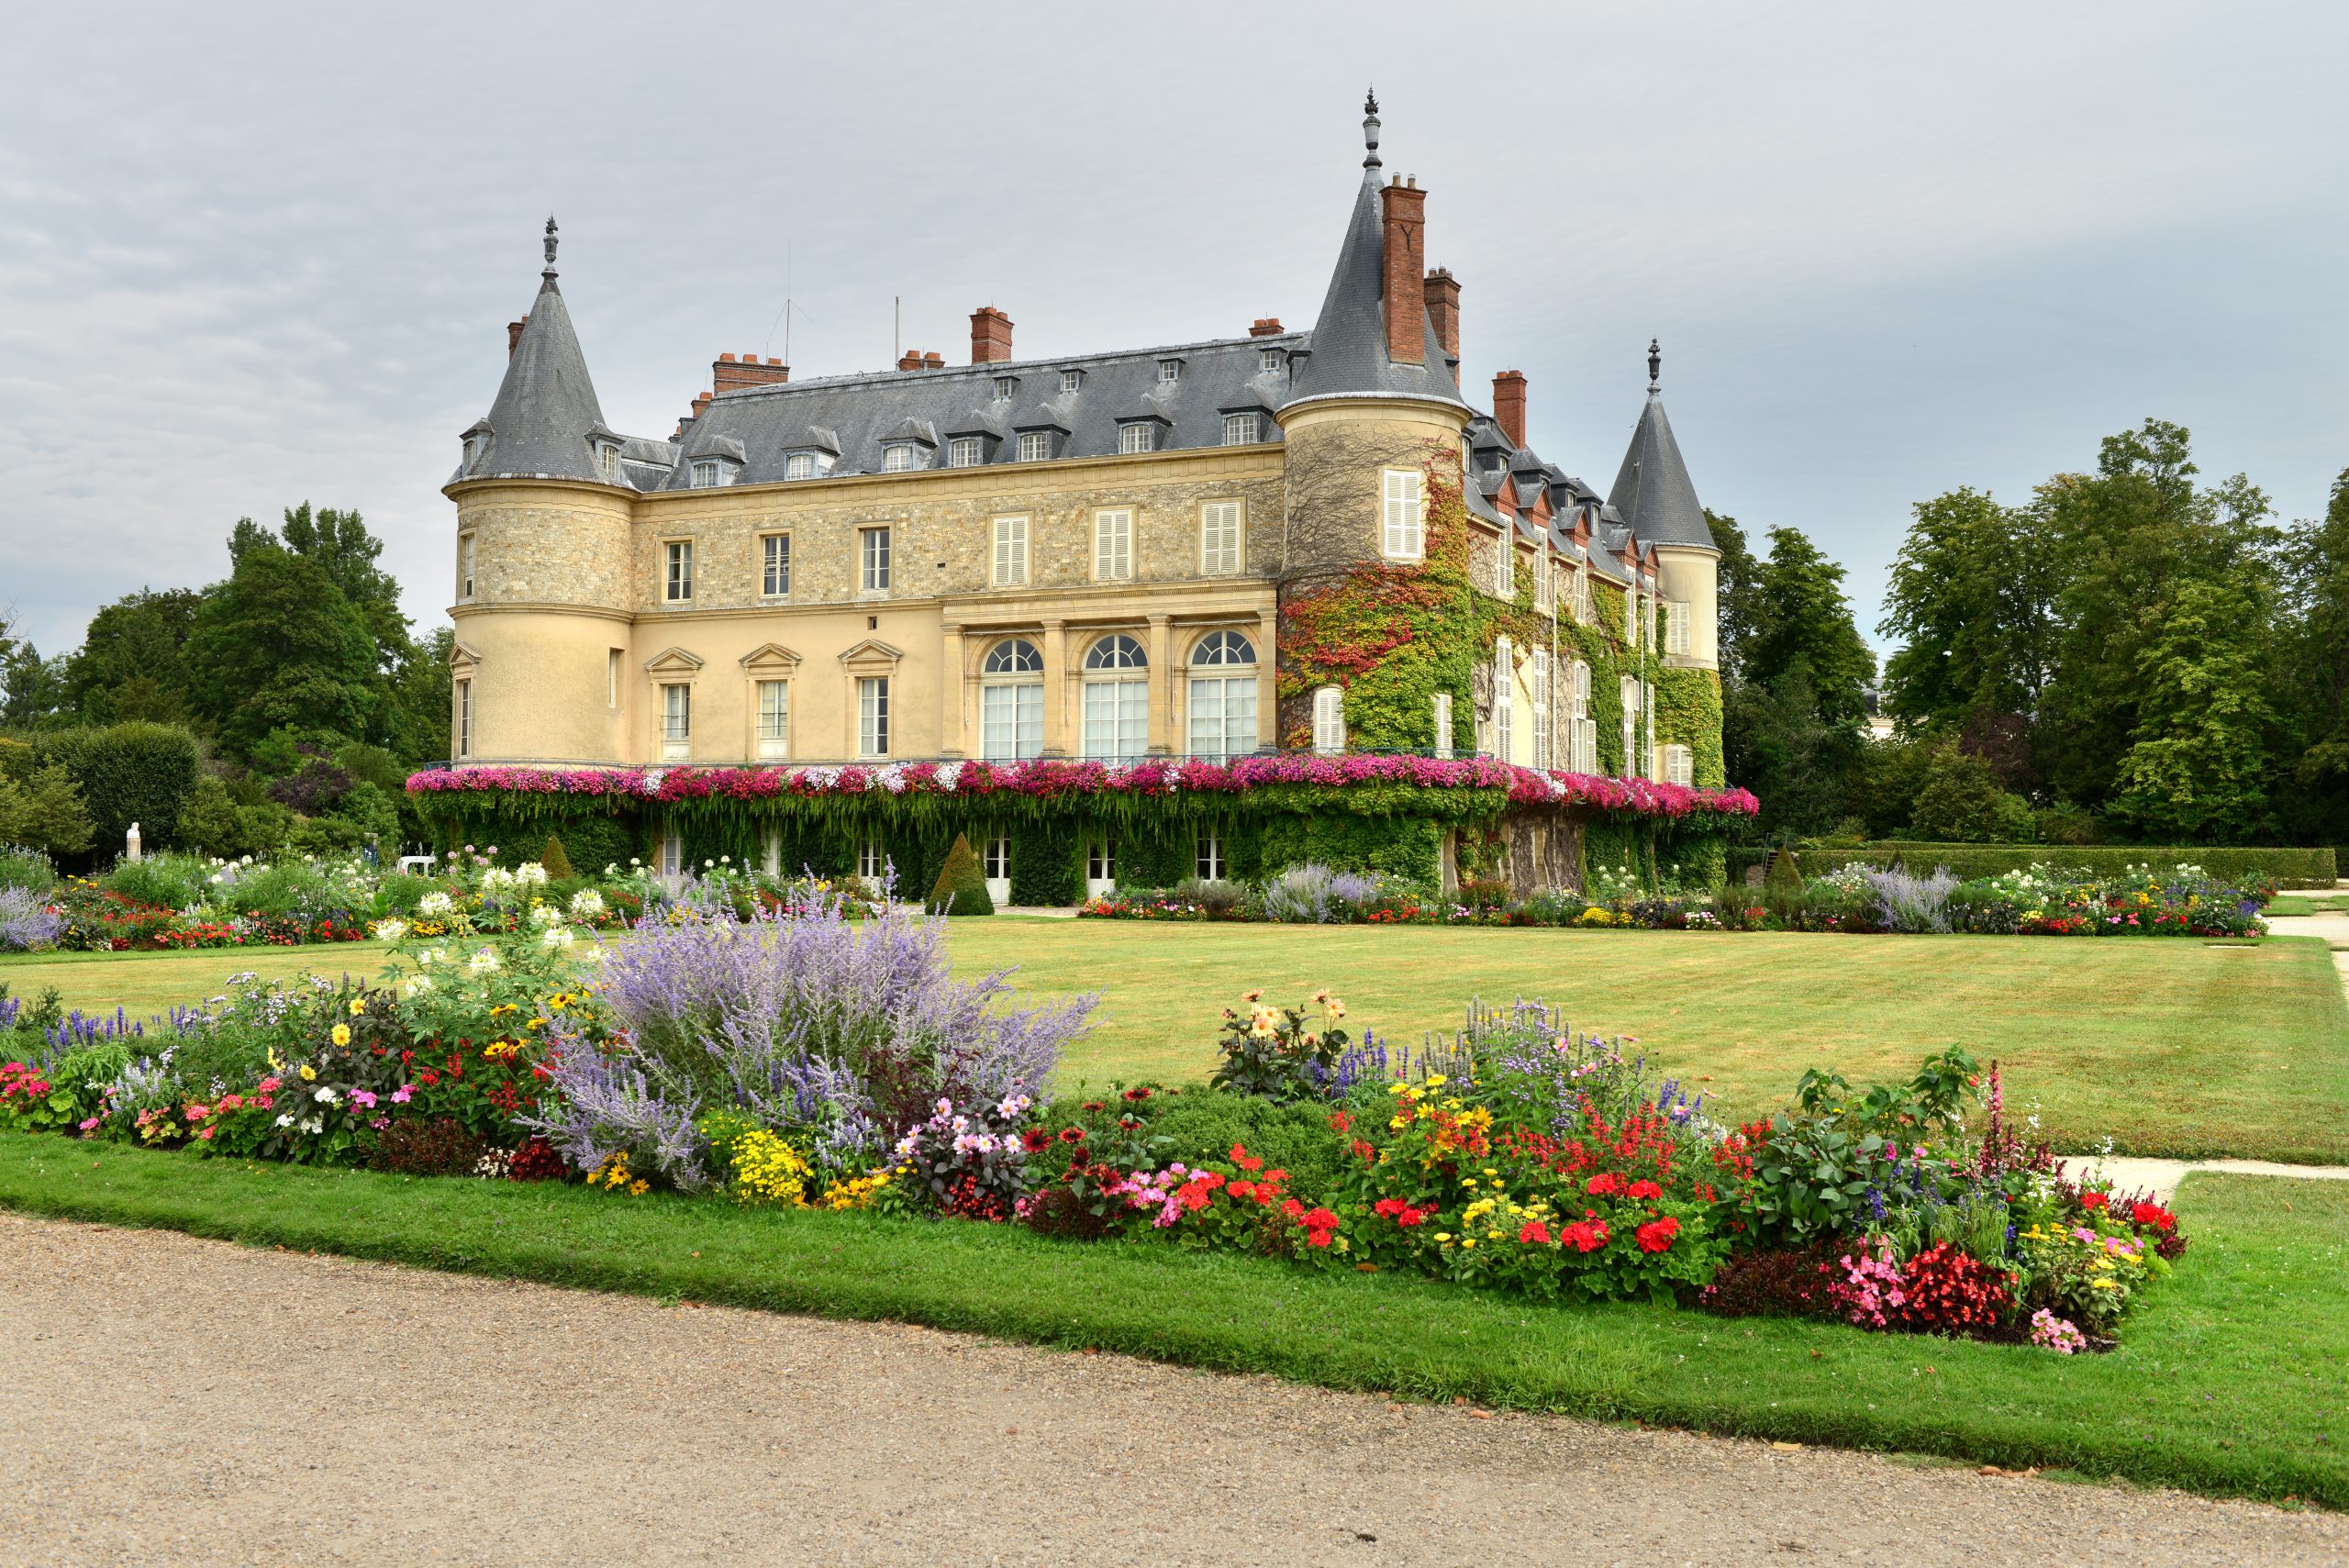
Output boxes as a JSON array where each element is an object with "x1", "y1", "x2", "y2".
[
  {"x1": 857, "y1": 840, "x2": 886, "y2": 882},
  {"x1": 860, "y1": 527, "x2": 891, "y2": 593},
  {"x1": 882, "y1": 443, "x2": 920, "y2": 473},
  {"x1": 1493, "y1": 639, "x2": 1514, "y2": 762},
  {"x1": 991, "y1": 515, "x2": 1029, "y2": 586},
  {"x1": 784, "y1": 451, "x2": 817, "y2": 481},
  {"x1": 1199, "y1": 501, "x2": 1241, "y2": 574},
  {"x1": 1492, "y1": 533, "x2": 1514, "y2": 598},
  {"x1": 607, "y1": 650, "x2": 622, "y2": 707},
  {"x1": 1535, "y1": 559, "x2": 1554, "y2": 613},
  {"x1": 664, "y1": 540, "x2": 693, "y2": 603},
  {"x1": 1196, "y1": 832, "x2": 1227, "y2": 882},
  {"x1": 756, "y1": 679, "x2": 789, "y2": 760},
  {"x1": 1664, "y1": 742, "x2": 1693, "y2": 785},
  {"x1": 1530, "y1": 647, "x2": 1552, "y2": 768},
  {"x1": 1119, "y1": 422, "x2": 1155, "y2": 455},
  {"x1": 1060, "y1": 369, "x2": 1083, "y2": 394},
  {"x1": 661, "y1": 682, "x2": 691, "y2": 762},
  {"x1": 858, "y1": 675, "x2": 890, "y2": 757},
  {"x1": 661, "y1": 829, "x2": 683, "y2": 878},
  {"x1": 1186, "y1": 629, "x2": 1256, "y2": 760},
  {"x1": 455, "y1": 679, "x2": 472, "y2": 758},
  {"x1": 1382, "y1": 469, "x2": 1423, "y2": 559},
  {"x1": 980, "y1": 638, "x2": 1044, "y2": 761},
  {"x1": 598, "y1": 443, "x2": 619, "y2": 483},
  {"x1": 1157, "y1": 359, "x2": 1181, "y2": 385},
  {"x1": 1093, "y1": 509, "x2": 1133, "y2": 581},
  {"x1": 458, "y1": 533, "x2": 475, "y2": 602},
  {"x1": 1666, "y1": 600, "x2": 1691, "y2": 655},
  {"x1": 1221, "y1": 411, "x2": 1260, "y2": 445},
  {"x1": 949, "y1": 436, "x2": 983, "y2": 469},
  {"x1": 983, "y1": 836, "x2": 1010, "y2": 881},
  {"x1": 1432, "y1": 691, "x2": 1453, "y2": 759},
  {"x1": 1260, "y1": 348, "x2": 1284, "y2": 374},
  {"x1": 1081, "y1": 634, "x2": 1148, "y2": 761},
  {"x1": 690, "y1": 460, "x2": 723, "y2": 488},
  {"x1": 1573, "y1": 568, "x2": 1592, "y2": 624},
  {"x1": 1085, "y1": 838, "x2": 1117, "y2": 893},
  {"x1": 1569, "y1": 661, "x2": 1595, "y2": 773},
  {"x1": 992, "y1": 375, "x2": 1016, "y2": 400},
  {"x1": 1017, "y1": 430, "x2": 1052, "y2": 462},
  {"x1": 761, "y1": 533, "x2": 790, "y2": 597},
  {"x1": 1311, "y1": 685, "x2": 1345, "y2": 755},
  {"x1": 1619, "y1": 676, "x2": 1640, "y2": 778}
]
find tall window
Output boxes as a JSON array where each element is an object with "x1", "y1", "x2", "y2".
[
  {"x1": 661, "y1": 683, "x2": 691, "y2": 762},
  {"x1": 1382, "y1": 469, "x2": 1423, "y2": 559},
  {"x1": 1570, "y1": 661, "x2": 1594, "y2": 773},
  {"x1": 1535, "y1": 559, "x2": 1554, "y2": 613},
  {"x1": 1221, "y1": 411, "x2": 1260, "y2": 445},
  {"x1": 607, "y1": 649, "x2": 621, "y2": 706},
  {"x1": 980, "y1": 639, "x2": 1044, "y2": 761},
  {"x1": 1199, "y1": 502, "x2": 1241, "y2": 574},
  {"x1": 983, "y1": 836, "x2": 1011, "y2": 884},
  {"x1": 1186, "y1": 629, "x2": 1256, "y2": 761},
  {"x1": 1432, "y1": 691, "x2": 1453, "y2": 759},
  {"x1": 1094, "y1": 509, "x2": 1132, "y2": 581},
  {"x1": 1493, "y1": 639, "x2": 1514, "y2": 762},
  {"x1": 458, "y1": 533, "x2": 475, "y2": 601},
  {"x1": 455, "y1": 679, "x2": 472, "y2": 758},
  {"x1": 1619, "y1": 676, "x2": 1640, "y2": 779},
  {"x1": 598, "y1": 443, "x2": 619, "y2": 483},
  {"x1": 756, "y1": 680, "x2": 789, "y2": 760},
  {"x1": 860, "y1": 527, "x2": 891, "y2": 593},
  {"x1": 949, "y1": 436, "x2": 983, "y2": 468},
  {"x1": 1085, "y1": 839, "x2": 1117, "y2": 893},
  {"x1": 1118, "y1": 423, "x2": 1155, "y2": 454},
  {"x1": 1666, "y1": 600, "x2": 1691, "y2": 655},
  {"x1": 661, "y1": 829, "x2": 683, "y2": 878},
  {"x1": 992, "y1": 516, "x2": 1029, "y2": 586},
  {"x1": 1196, "y1": 833, "x2": 1227, "y2": 882},
  {"x1": 1530, "y1": 647, "x2": 1552, "y2": 768},
  {"x1": 761, "y1": 534, "x2": 790, "y2": 597},
  {"x1": 785, "y1": 452, "x2": 817, "y2": 481},
  {"x1": 882, "y1": 443, "x2": 920, "y2": 473},
  {"x1": 859, "y1": 676, "x2": 890, "y2": 757},
  {"x1": 1573, "y1": 569, "x2": 1592, "y2": 624},
  {"x1": 1492, "y1": 533, "x2": 1514, "y2": 598},
  {"x1": 1664, "y1": 743, "x2": 1693, "y2": 785},
  {"x1": 857, "y1": 840, "x2": 886, "y2": 882},
  {"x1": 1311, "y1": 685, "x2": 1345, "y2": 755},
  {"x1": 1018, "y1": 430, "x2": 1052, "y2": 462},
  {"x1": 1081, "y1": 634, "x2": 1148, "y2": 761},
  {"x1": 665, "y1": 541, "x2": 693, "y2": 603}
]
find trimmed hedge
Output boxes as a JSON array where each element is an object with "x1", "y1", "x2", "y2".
[
  {"x1": 1729, "y1": 842, "x2": 2339, "y2": 889},
  {"x1": 28, "y1": 722, "x2": 201, "y2": 854}
]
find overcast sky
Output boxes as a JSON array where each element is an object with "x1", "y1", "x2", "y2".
[{"x1": 5, "y1": 2, "x2": 2343, "y2": 662}]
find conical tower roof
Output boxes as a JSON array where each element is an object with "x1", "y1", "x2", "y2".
[
  {"x1": 456, "y1": 218, "x2": 616, "y2": 484},
  {"x1": 1286, "y1": 96, "x2": 1464, "y2": 411},
  {"x1": 1607, "y1": 343, "x2": 1713, "y2": 549}
]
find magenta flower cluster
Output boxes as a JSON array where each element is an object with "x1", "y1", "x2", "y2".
[{"x1": 406, "y1": 755, "x2": 1758, "y2": 821}]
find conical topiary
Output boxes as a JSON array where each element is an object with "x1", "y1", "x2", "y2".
[
  {"x1": 540, "y1": 834, "x2": 574, "y2": 880},
  {"x1": 1765, "y1": 847, "x2": 1802, "y2": 891},
  {"x1": 927, "y1": 832, "x2": 995, "y2": 917}
]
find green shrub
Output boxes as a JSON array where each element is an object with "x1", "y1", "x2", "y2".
[
  {"x1": 29, "y1": 722, "x2": 200, "y2": 851},
  {"x1": 1765, "y1": 849, "x2": 1803, "y2": 892},
  {"x1": 0, "y1": 764, "x2": 95, "y2": 856},
  {"x1": 540, "y1": 834, "x2": 574, "y2": 880},
  {"x1": 1732, "y1": 842, "x2": 2336, "y2": 889},
  {"x1": 104, "y1": 851, "x2": 213, "y2": 911},
  {"x1": 0, "y1": 846, "x2": 57, "y2": 895},
  {"x1": 927, "y1": 833, "x2": 994, "y2": 917},
  {"x1": 324, "y1": 781, "x2": 401, "y2": 851},
  {"x1": 1131, "y1": 1089, "x2": 1350, "y2": 1200}
]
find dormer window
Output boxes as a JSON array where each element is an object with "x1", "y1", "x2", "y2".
[
  {"x1": 992, "y1": 375, "x2": 1016, "y2": 400},
  {"x1": 949, "y1": 437, "x2": 984, "y2": 468},
  {"x1": 1157, "y1": 359, "x2": 1182, "y2": 385},
  {"x1": 1221, "y1": 412, "x2": 1260, "y2": 446},
  {"x1": 1060, "y1": 369, "x2": 1084, "y2": 395},
  {"x1": 882, "y1": 443, "x2": 921, "y2": 473},
  {"x1": 596, "y1": 441, "x2": 620, "y2": 483},
  {"x1": 1118, "y1": 422, "x2": 1156, "y2": 455},
  {"x1": 462, "y1": 434, "x2": 482, "y2": 470},
  {"x1": 690, "y1": 460, "x2": 721, "y2": 488},
  {"x1": 1260, "y1": 349, "x2": 1284, "y2": 375},
  {"x1": 784, "y1": 452, "x2": 817, "y2": 481},
  {"x1": 1018, "y1": 430, "x2": 1052, "y2": 462}
]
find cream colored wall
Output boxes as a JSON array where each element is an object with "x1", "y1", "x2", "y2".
[
  {"x1": 450, "y1": 605, "x2": 631, "y2": 763},
  {"x1": 1655, "y1": 545, "x2": 1720, "y2": 671},
  {"x1": 1275, "y1": 398, "x2": 1471, "y2": 573}
]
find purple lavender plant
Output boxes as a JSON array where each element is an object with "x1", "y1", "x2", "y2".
[{"x1": 0, "y1": 887, "x2": 63, "y2": 952}]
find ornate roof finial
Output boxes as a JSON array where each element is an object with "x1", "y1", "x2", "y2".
[
  {"x1": 542, "y1": 216, "x2": 560, "y2": 279},
  {"x1": 1363, "y1": 88, "x2": 1382, "y2": 172},
  {"x1": 1647, "y1": 337, "x2": 1661, "y2": 391}
]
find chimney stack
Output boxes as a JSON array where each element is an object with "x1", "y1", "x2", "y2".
[
  {"x1": 970, "y1": 306, "x2": 1014, "y2": 363},
  {"x1": 1379, "y1": 174, "x2": 1428, "y2": 364},
  {"x1": 713, "y1": 352, "x2": 790, "y2": 395},
  {"x1": 923, "y1": 350, "x2": 944, "y2": 369},
  {"x1": 690, "y1": 390, "x2": 713, "y2": 421},
  {"x1": 507, "y1": 317, "x2": 529, "y2": 357},
  {"x1": 897, "y1": 350, "x2": 927, "y2": 372},
  {"x1": 1424, "y1": 269, "x2": 1460, "y2": 363},
  {"x1": 1248, "y1": 317, "x2": 1285, "y2": 338},
  {"x1": 1492, "y1": 371, "x2": 1526, "y2": 447}
]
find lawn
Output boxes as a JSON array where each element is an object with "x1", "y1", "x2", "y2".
[
  {"x1": 0, "y1": 1134, "x2": 2339, "y2": 1507},
  {"x1": 2270, "y1": 893, "x2": 2349, "y2": 916},
  {"x1": 6, "y1": 923, "x2": 2345, "y2": 1161}
]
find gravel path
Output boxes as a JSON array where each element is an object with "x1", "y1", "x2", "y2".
[{"x1": 3, "y1": 1213, "x2": 2340, "y2": 1568}]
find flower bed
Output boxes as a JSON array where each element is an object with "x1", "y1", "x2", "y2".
[{"x1": 0, "y1": 881, "x2": 2184, "y2": 1355}]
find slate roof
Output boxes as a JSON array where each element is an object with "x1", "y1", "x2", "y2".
[
  {"x1": 451, "y1": 266, "x2": 674, "y2": 489},
  {"x1": 1284, "y1": 169, "x2": 1465, "y2": 411},
  {"x1": 1607, "y1": 388, "x2": 1714, "y2": 550}
]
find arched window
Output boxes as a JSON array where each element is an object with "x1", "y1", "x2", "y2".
[
  {"x1": 1082, "y1": 635, "x2": 1148, "y2": 760},
  {"x1": 1187, "y1": 630, "x2": 1257, "y2": 761},
  {"x1": 1311, "y1": 685, "x2": 1346, "y2": 755},
  {"x1": 980, "y1": 638, "x2": 1043, "y2": 760}
]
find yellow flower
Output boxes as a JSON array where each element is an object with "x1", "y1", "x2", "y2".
[
  {"x1": 331, "y1": 1024, "x2": 351, "y2": 1047},
  {"x1": 1433, "y1": 1232, "x2": 1453, "y2": 1243},
  {"x1": 1423, "y1": 1074, "x2": 1448, "y2": 1088},
  {"x1": 349, "y1": 997, "x2": 366, "y2": 1017},
  {"x1": 1461, "y1": 1238, "x2": 1476, "y2": 1249},
  {"x1": 298, "y1": 1065, "x2": 317, "y2": 1082}
]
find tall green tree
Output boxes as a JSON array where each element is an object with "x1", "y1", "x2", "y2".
[
  {"x1": 1747, "y1": 526, "x2": 1876, "y2": 728},
  {"x1": 2108, "y1": 576, "x2": 2277, "y2": 841},
  {"x1": 184, "y1": 542, "x2": 383, "y2": 758},
  {"x1": 1704, "y1": 508, "x2": 1765, "y2": 684},
  {"x1": 1878, "y1": 487, "x2": 2056, "y2": 733},
  {"x1": 2273, "y1": 467, "x2": 2349, "y2": 841},
  {"x1": 58, "y1": 588, "x2": 203, "y2": 726}
]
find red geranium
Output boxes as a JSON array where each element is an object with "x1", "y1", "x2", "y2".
[
  {"x1": 1584, "y1": 1172, "x2": 1624, "y2": 1197},
  {"x1": 1518, "y1": 1219, "x2": 1552, "y2": 1245},
  {"x1": 1635, "y1": 1217, "x2": 1681, "y2": 1252},
  {"x1": 1627, "y1": 1179, "x2": 1664, "y2": 1200},
  {"x1": 2079, "y1": 1190, "x2": 2110, "y2": 1211}
]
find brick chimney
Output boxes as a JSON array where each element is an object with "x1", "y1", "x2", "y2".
[
  {"x1": 1492, "y1": 371, "x2": 1526, "y2": 447},
  {"x1": 897, "y1": 350, "x2": 927, "y2": 372},
  {"x1": 923, "y1": 350, "x2": 944, "y2": 369},
  {"x1": 713, "y1": 352, "x2": 790, "y2": 395},
  {"x1": 1424, "y1": 270, "x2": 1460, "y2": 363},
  {"x1": 690, "y1": 390, "x2": 714, "y2": 420},
  {"x1": 507, "y1": 317, "x2": 528, "y2": 357},
  {"x1": 970, "y1": 306, "x2": 1014, "y2": 363},
  {"x1": 1248, "y1": 317, "x2": 1285, "y2": 338},
  {"x1": 1379, "y1": 175, "x2": 1428, "y2": 364}
]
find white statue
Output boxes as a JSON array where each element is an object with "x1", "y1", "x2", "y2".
[{"x1": 125, "y1": 822, "x2": 142, "y2": 862}]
